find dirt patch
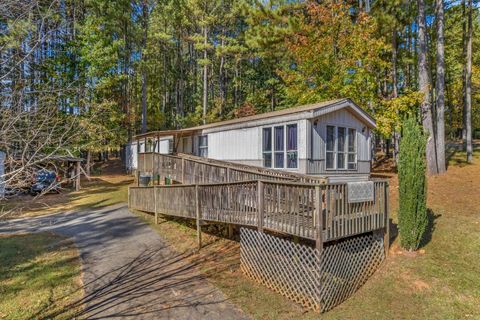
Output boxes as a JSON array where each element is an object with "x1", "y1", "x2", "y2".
[{"x1": 412, "y1": 279, "x2": 431, "y2": 291}]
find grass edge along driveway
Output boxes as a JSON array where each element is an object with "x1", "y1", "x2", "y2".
[{"x1": 0, "y1": 232, "x2": 83, "y2": 320}]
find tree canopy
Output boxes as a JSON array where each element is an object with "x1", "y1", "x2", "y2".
[{"x1": 0, "y1": 0, "x2": 478, "y2": 167}]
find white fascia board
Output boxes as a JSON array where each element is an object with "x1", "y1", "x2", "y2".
[
  {"x1": 312, "y1": 100, "x2": 376, "y2": 129},
  {"x1": 201, "y1": 112, "x2": 314, "y2": 134}
]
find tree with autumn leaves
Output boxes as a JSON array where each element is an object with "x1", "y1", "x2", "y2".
[
  {"x1": 282, "y1": 2, "x2": 388, "y2": 111},
  {"x1": 1, "y1": 0, "x2": 478, "y2": 173}
]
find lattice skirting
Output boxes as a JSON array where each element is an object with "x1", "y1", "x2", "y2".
[{"x1": 240, "y1": 228, "x2": 385, "y2": 312}]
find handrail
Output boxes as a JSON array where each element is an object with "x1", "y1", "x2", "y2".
[
  {"x1": 177, "y1": 152, "x2": 324, "y2": 181},
  {"x1": 133, "y1": 179, "x2": 322, "y2": 188},
  {"x1": 129, "y1": 178, "x2": 389, "y2": 245},
  {"x1": 132, "y1": 151, "x2": 389, "y2": 247},
  {"x1": 138, "y1": 151, "x2": 327, "y2": 184}
]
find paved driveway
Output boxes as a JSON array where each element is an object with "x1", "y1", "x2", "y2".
[{"x1": 0, "y1": 205, "x2": 248, "y2": 319}]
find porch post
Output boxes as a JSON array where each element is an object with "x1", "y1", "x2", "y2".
[
  {"x1": 195, "y1": 184, "x2": 202, "y2": 250},
  {"x1": 75, "y1": 161, "x2": 81, "y2": 191},
  {"x1": 384, "y1": 182, "x2": 390, "y2": 256},
  {"x1": 143, "y1": 137, "x2": 147, "y2": 171},
  {"x1": 154, "y1": 186, "x2": 158, "y2": 224},
  {"x1": 181, "y1": 158, "x2": 185, "y2": 184},
  {"x1": 315, "y1": 185, "x2": 323, "y2": 252},
  {"x1": 257, "y1": 180, "x2": 264, "y2": 232}
]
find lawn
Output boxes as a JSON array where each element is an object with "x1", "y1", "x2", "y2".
[
  {"x1": 0, "y1": 233, "x2": 83, "y2": 320},
  {"x1": 3, "y1": 152, "x2": 479, "y2": 319},
  {"x1": 134, "y1": 148, "x2": 480, "y2": 319}
]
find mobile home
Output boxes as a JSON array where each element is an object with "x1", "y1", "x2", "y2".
[{"x1": 127, "y1": 98, "x2": 375, "y2": 182}]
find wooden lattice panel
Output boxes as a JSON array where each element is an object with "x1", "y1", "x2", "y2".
[{"x1": 240, "y1": 228, "x2": 385, "y2": 313}]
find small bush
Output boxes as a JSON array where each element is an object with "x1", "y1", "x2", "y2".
[{"x1": 398, "y1": 116, "x2": 428, "y2": 251}]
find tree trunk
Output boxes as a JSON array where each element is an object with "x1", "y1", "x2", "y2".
[
  {"x1": 234, "y1": 61, "x2": 239, "y2": 107},
  {"x1": 392, "y1": 29, "x2": 400, "y2": 165},
  {"x1": 219, "y1": 25, "x2": 226, "y2": 116},
  {"x1": 202, "y1": 25, "x2": 208, "y2": 124},
  {"x1": 462, "y1": 0, "x2": 467, "y2": 140},
  {"x1": 466, "y1": 0, "x2": 473, "y2": 163},
  {"x1": 418, "y1": 0, "x2": 438, "y2": 175},
  {"x1": 141, "y1": 0, "x2": 148, "y2": 134},
  {"x1": 86, "y1": 150, "x2": 91, "y2": 176},
  {"x1": 435, "y1": 0, "x2": 446, "y2": 173}
]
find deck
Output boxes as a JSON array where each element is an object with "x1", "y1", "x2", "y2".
[{"x1": 128, "y1": 152, "x2": 389, "y2": 250}]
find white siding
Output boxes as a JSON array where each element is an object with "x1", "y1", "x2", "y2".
[
  {"x1": 208, "y1": 127, "x2": 261, "y2": 160},
  {"x1": 203, "y1": 120, "x2": 308, "y2": 172},
  {"x1": 311, "y1": 108, "x2": 371, "y2": 162},
  {"x1": 298, "y1": 119, "x2": 308, "y2": 159},
  {"x1": 158, "y1": 139, "x2": 171, "y2": 154}
]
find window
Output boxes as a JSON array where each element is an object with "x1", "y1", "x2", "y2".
[
  {"x1": 198, "y1": 135, "x2": 208, "y2": 157},
  {"x1": 182, "y1": 137, "x2": 192, "y2": 154},
  {"x1": 168, "y1": 138, "x2": 174, "y2": 154},
  {"x1": 337, "y1": 127, "x2": 346, "y2": 169},
  {"x1": 326, "y1": 126, "x2": 335, "y2": 169},
  {"x1": 274, "y1": 126, "x2": 284, "y2": 168},
  {"x1": 262, "y1": 128, "x2": 272, "y2": 167},
  {"x1": 146, "y1": 139, "x2": 154, "y2": 152},
  {"x1": 138, "y1": 142, "x2": 145, "y2": 153},
  {"x1": 262, "y1": 123, "x2": 298, "y2": 169},
  {"x1": 348, "y1": 128, "x2": 357, "y2": 169},
  {"x1": 326, "y1": 125, "x2": 357, "y2": 170},
  {"x1": 286, "y1": 124, "x2": 298, "y2": 168}
]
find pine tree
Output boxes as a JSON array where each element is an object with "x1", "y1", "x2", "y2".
[
  {"x1": 418, "y1": 0, "x2": 439, "y2": 175},
  {"x1": 435, "y1": 0, "x2": 446, "y2": 173}
]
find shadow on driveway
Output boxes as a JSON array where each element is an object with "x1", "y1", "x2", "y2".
[{"x1": 0, "y1": 205, "x2": 247, "y2": 320}]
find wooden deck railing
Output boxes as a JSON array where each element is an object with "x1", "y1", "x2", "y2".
[
  {"x1": 138, "y1": 152, "x2": 327, "y2": 184},
  {"x1": 129, "y1": 179, "x2": 388, "y2": 245}
]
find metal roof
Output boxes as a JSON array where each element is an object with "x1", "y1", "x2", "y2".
[{"x1": 133, "y1": 98, "x2": 375, "y2": 140}]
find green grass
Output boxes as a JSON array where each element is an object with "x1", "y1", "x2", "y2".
[
  {"x1": 0, "y1": 233, "x2": 83, "y2": 319},
  {"x1": 132, "y1": 152, "x2": 480, "y2": 319},
  {"x1": 319, "y1": 215, "x2": 480, "y2": 320},
  {"x1": 66, "y1": 178, "x2": 130, "y2": 211},
  {"x1": 447, "y1": 147, "x2": 480, "y2": 167},
  {"x1": 5, "y1": 157, "x2": 478, "y2": 319}
]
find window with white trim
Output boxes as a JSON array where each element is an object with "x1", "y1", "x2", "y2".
[
  {"x1": 262, "y1": 123, "x2": 298, "y2": 169},
  {"x1": 286, "y1": 124, "x2": 298, "y2": 168},
  {"x1": 168, "y1": 138, "x2": 174, "y2": 154},
  {"x1": 198, "y1": 135, "x2": 208, "y2": 158},
  {"x1": 326, "y1": 125, "x2": 357, "y2": 170},
  {"x1": 347, "y1": 128, "x2": 357, "y2": 169},
  {"x1": 262, "y1": 128, "x2": 272, "y2": 167},
  {"x1": 326, "y1": 126, "x2": 335, "y2": 169},
  {"x1": 274, "y1": 126, "x2": 284, "y2": 168},
  {"x1": 146, "y1": 138, "x2": 154, "y2": 152}
]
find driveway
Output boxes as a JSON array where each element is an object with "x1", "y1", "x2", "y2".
[{"x1": 0, "y1": 205, "x2": 248, "y2": 319}]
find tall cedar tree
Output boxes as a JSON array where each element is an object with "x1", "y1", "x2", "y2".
[{"x1": 398, "y1": 116, "x2": 428, "y2": 251}]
